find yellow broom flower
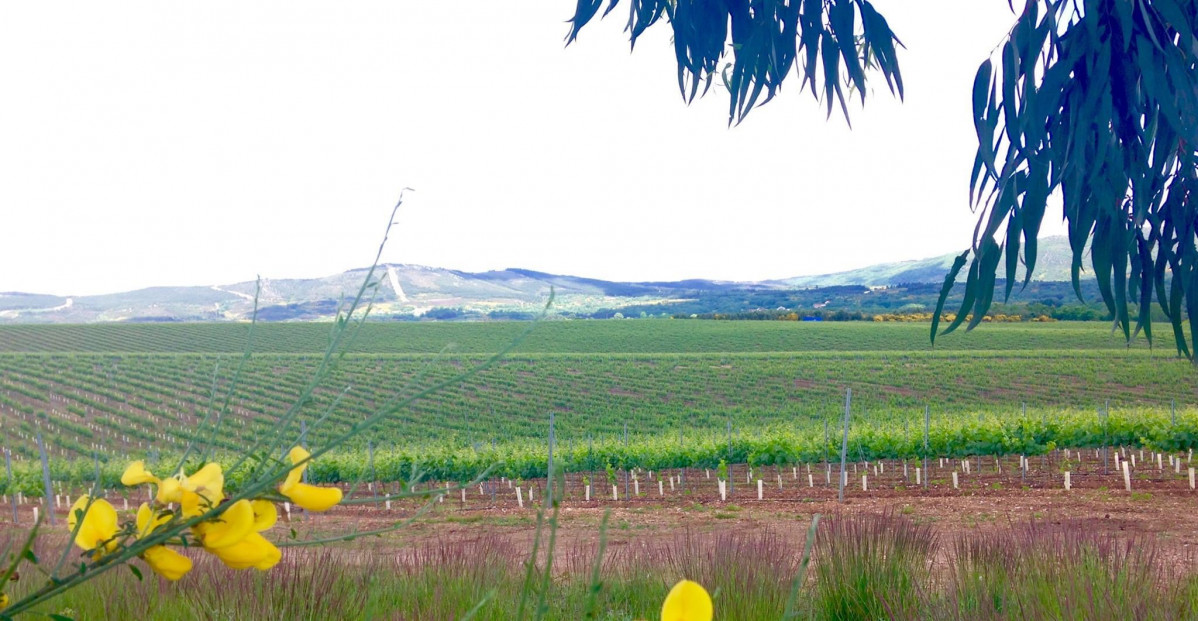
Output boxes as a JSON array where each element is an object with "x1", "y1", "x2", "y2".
[
  {"x1": 279, "y1": 447, "x2": 342, "y2": 512},
  {"x1": 121, "y1": 461, "x2": 224, "y2": 518},
  {"x1": 67, "y1": 496, "x2": 119, "y2": 560},
  {"x1": 120, "y1": 461, "x2": 159, "y2": 487},
  {"x1": 204, "y1": 532, "x2": 282, "y2": 570},
  {"x1": 662, "y1": 580, "x2": 712, "y2": 621},
  {"x1": 195, "y1": 499, "x2": 282, "y2": 571},
  {"x1": 177, "y1": 463, "x2": 224, "y2": 517},
  {"x1": 193, "y1": 498, "x2": 256, "y2": 549},
  {"x1": 0, "y1": 592, "x2": 9, "y2": 610},
  {"x1": 135, "y1": 503, "x2": 192, "y2": 581}
]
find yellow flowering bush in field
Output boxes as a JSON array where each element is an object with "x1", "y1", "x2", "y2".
[
  {"x1": 86, "y1": 457, "x2": 341, "y2": 581},
  {"x1": 55, "y1": 454, "x2": 345, "y2": 590}
]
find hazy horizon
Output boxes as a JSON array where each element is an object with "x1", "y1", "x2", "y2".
[{"x1": 2, "y1": 2, "x2": 1066, "y2": 296}]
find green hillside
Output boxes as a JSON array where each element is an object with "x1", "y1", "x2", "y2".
[{"x1": 782, "y1": 236, "x2": 1082, "y2": 287}]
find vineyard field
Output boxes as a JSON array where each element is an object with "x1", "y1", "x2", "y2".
[
  {"x1": 0, "y1": 321, "x2": 1193, "y2": 488},
  {"x1": 0, "y1": 319, "x2": 1178, "y2": 354}
]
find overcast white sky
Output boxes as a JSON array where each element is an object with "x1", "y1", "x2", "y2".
[{"x1": 0, "y1": 1, "x2": 1063, "y2": 296}]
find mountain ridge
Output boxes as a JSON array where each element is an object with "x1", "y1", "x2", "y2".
[{"x1": 0, "y1": 236, "x2": 1088, "y2": 323}]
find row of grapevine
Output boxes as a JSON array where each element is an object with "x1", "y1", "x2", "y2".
[{"x1": 3, "y1": 406, "x2": 1194, "y2": 493}]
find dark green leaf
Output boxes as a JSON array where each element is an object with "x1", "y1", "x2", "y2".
[
  {"x1": 930, "y1": 250, "x2": 970, "y2": 346},
  {"x1": 941, "y1": 252, "x2": 981, "y2": 337}
]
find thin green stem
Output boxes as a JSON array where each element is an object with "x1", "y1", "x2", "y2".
[
  {"x1": 583, "y1": 510, "x2": 611, "y2": 619},
  {"x1": 783, "y1": 513, "x2": 821, "y2": 620}
]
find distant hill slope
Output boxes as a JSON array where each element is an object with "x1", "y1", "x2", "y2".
[
  {"x1": 0, "y1": 236, "x2": 1089, "y2": 323},
  {"x1": 780, "y1": 236, "x2": 1081, "y2": 288}
]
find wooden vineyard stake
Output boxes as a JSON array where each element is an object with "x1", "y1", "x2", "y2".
[
  {"x1": 838, "y1": 388, "x2": 851, "y2": 503},
  {"x1": 36, "y1": 433, "x2": 54, "y2": 526},
  {"x1": 923, "y1": 406, "x2": 930, "y2": 490},
  {"x1": 547, "y1": 413, "x2": 556, "y2": 507},
  {"x1": 726, "y1": 420, "x2": 733, "y2": 496},
  {"x1": 5, "y1": 447, "x2": 15, "y2": 524}
]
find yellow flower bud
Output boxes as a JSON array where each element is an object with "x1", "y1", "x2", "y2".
[
  {"x1": 142, "y1": 545, "x2": 193, "y2": 581},
  {"x1": 661, "y1": 579, "x2": 712, "y2": 621},
  {"x1": 279, "y1": 447, "x2": 343, "y2": 512},
  {"x1": 206, "y1": 532, "x2": 282, "y2": 571},
  {"x1": 121, "y1": 461, "x2": 159, "y2": 487}
]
